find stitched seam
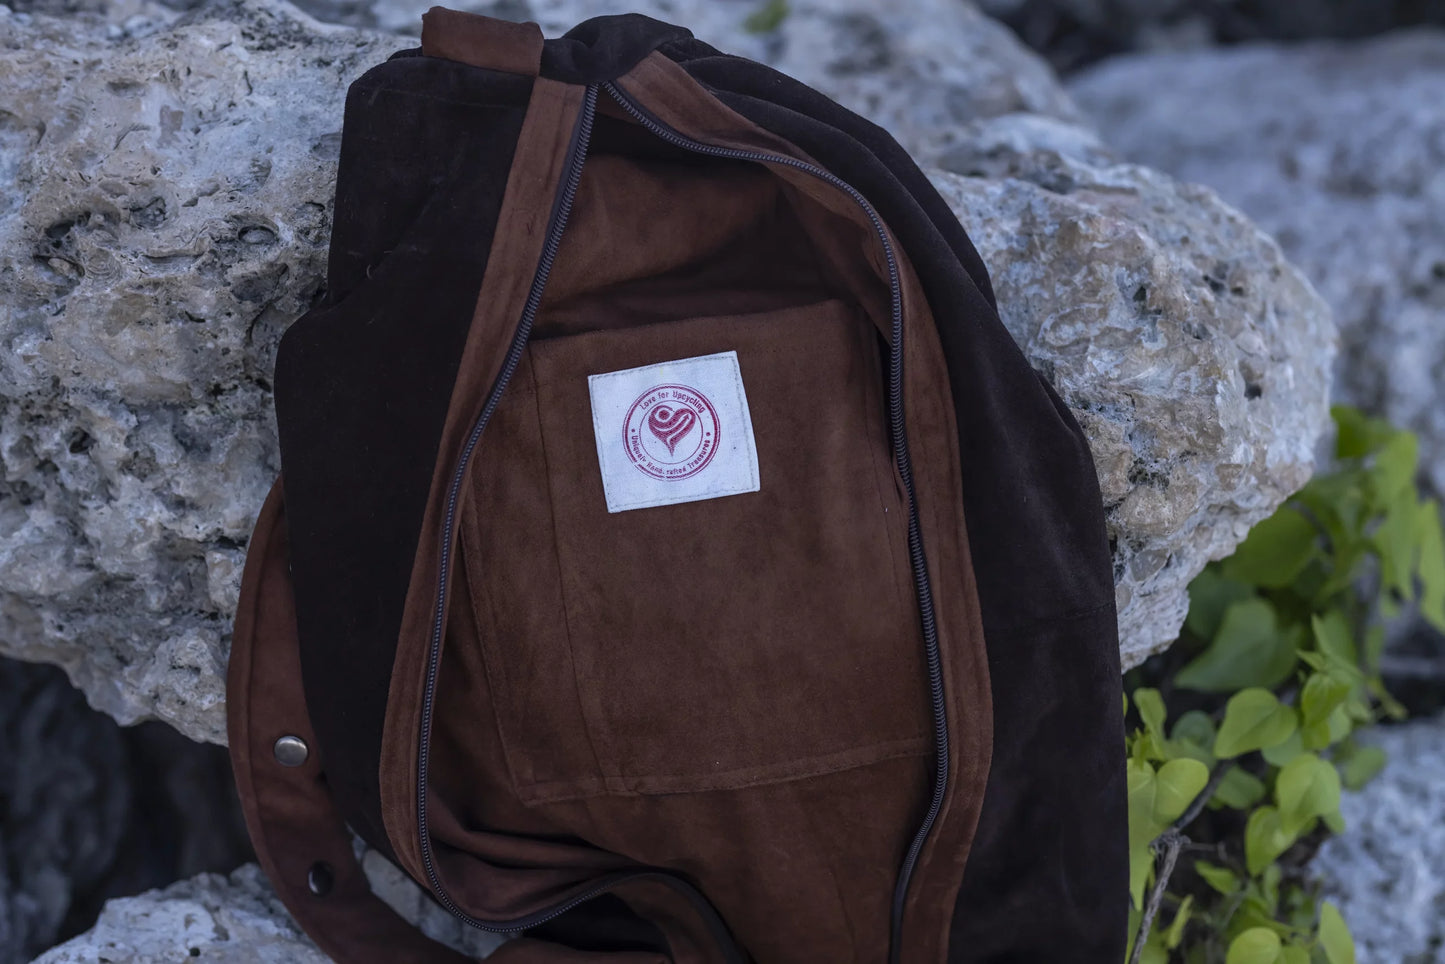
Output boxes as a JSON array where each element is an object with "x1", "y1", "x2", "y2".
[
  {"x1": 985, "y1": 600, "x2": 1116, "y2": 640},
  {"x1": 516, "y1": 736, "x2": 933, "y2": 805}
]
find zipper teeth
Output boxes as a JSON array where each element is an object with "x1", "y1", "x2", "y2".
[
  {"x1": 599, "y1": 81, "x2": 949, "y2": 964},
  {"x1": 412, "y1": 74, "x2": 949, "y2": 956},
  {"x1": 415, "y1": 82, "x2": 608, "y2": 933}
]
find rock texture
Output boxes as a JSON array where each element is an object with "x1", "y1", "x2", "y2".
[
  {"x1": 0, "y1": 0, "x2": 1333, "y2": 747},
  {"x1": 930, "y1": 115, "x2": 1333, "y2": 667},
  {"x1": 0, "y1": 0, "x2": 408, "y2": 743},
  {"x1": 33, "y1": 855, "x2": 507, "y2": 963},
  {"x1": 0, "y1": 659, "x2": 128, "y2": 964},
  {"x1": 1313, "y1": 715, "x2": 1445, "y2": 964},
  {"x1": 1070, "y1": 30, "x2": 1445, "y2": 501},
  {"x1": 29, "y1": 865, "x2": 331, "y2": 964}
]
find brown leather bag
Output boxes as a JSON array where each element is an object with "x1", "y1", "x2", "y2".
[{"x1": 226, "y1": 8, "x2": 1127, "y2": 962}]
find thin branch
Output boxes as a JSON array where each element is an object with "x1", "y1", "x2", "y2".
[
  {"x1": 1172, "y1": 761, "x2": 1234, "y2": 833},
  {"x1": 1128, "y1": 830, "x2": 1188, "y2": 964},
  {"x1": 1128, "y1": 761, "x2": 1233, "y2": 964}
]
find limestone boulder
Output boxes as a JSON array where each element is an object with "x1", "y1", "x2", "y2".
[
  {"x1": 1070, "y1": 30, "x2": 1445, "y2": 500},
  {"x1": 0, "y1": 0, "x2": 1334, "y2": 747},
  {"x1": 931, "y1": 113, "x2": 1333, "y2": 667},
  {"x1": 0, "y1": 0, "x2": 407, "y2": 743}
]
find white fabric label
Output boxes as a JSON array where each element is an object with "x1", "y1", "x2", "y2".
[{"x1": 588, "y1": 350, "x2": 760, "y2": 513}]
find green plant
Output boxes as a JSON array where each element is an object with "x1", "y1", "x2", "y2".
[
  {"x1": 743, "y1": 0, "x2": 790, "y2": 34},
  {"x1": 1124, "y1": 406, "x2": 1445, "y2": 964}
]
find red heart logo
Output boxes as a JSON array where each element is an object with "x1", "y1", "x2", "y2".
[{"x1": 647, "y1": 404, "x2": 698, "y2": 456}]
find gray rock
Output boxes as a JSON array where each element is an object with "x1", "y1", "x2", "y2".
[
  {"x1": 932, "y1": 116, "x2": 1334, "y2": 668},
  {"x1": 0, "y1": 0, "x2": 1333, "y2": 749},
  {"x1": 29, "y1": 864, "x2": 332, "y2": 964},
  {"x1": 1312, "y1": 715, "x2": 1445, "y2": 964},
  {"x1": 32, "y1": 856, "x2": 506, "y2": 962},
  {"x1": 1, "y1": 659, "x2": 128, "y2": 964},
  {"x1": 328, "y1": 0, "x2": 1086, "y2": 163},
  {"x1": 359, "y1": 849, "x2": 506, "y2": 958},
  {"x1": 0, "y1": 0, "x2": 408, "y2": 743},
  {"x1": 1069, "y1": 30, "x2": 1445, "y2": 500}
]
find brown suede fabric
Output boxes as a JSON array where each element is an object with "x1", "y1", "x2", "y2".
[
  {"x1": 421, "y1": 6, "x2": 544, "y2": 77},
  {"x1": 376, "y1": 51, "x2": 991, "y2": 963},
  {"x1": 227, "y1": 480, "x2": 470, "y2": 964},
  {"x1": 240, "y1": 23, "x2": 997, "y2": 964},
  {"x1": 378, "y1": 74, "x2": 587, "y2": 885}
]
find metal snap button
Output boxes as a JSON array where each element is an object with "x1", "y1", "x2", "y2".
[
  {"x1": 308, "y1": 862, "x2": 334, "y2": 897},
  {"x1": 273, "y1": 735, "x2": 309, "y2": 767}
]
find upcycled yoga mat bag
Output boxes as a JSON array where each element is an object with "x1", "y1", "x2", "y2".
[{"x1": 226, "y1": 8, "x2": 1128, "y2": 962}]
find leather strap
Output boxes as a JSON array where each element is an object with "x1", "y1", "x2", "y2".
[
  {"x1": 228, "y1": 479, "x2": 472, "y2": 964},
  {"x1": 421, "y1": 6, "x2": 544, "y2": 77}
]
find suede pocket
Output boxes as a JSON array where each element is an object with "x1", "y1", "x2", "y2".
[{"x1": 457, "y1": 299, "x2": 930, "y2": 805}]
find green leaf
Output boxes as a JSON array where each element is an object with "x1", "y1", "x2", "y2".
[
  {"x1": 1318, "y1": 902, "x2": 1356, "y2": 964},
  {"x1": 1277, "y1": 945, "x2": 1309, "y2": 964},
  {"x1": 1170, "y1": 710, "x2": 1218, "y2": 765},
  {"x1": 1261, "y1": 727, "x2": 1305, "y2": 767},
  {"x1": 1186, "y1": 568, "x2": 1256, "y2": 641},
  {"x1": 1296, "y1": 473, "x2": 1366, "y2": 558},
  {"x1": 1135, "y1": 687, "x2": 1167, "y2": 738},
  {"x1": 1129, "y1": 845, "x2": 1154, "y2": 912},
  {"x1": 1340, "y1": 745, "x2": 1387, "y2": 791},
  {"x1": 1328, "y1": 703, "x2": 1354, "y2": 743},
  {"x1": 1275, "y1": 753, "x2": 1342, "y2": 837},
  {"x1": 1333, "y1": 405, "x2": 1396, "y2": 459},
  {"x1": 1213, "y1": 767, "x2": 1267, "y2": 810},
  {"x1": 1139, "y1": 935, "x2": 1168, "y2": 964},
  {"x1": 1154, "y1": 758, "x2": 1210, "y2": 825},
  {"x1": 1419, "y1": 500, "x2": 1445, "y2": 631},
  {"x1": 1226, "y1": 927, "x2": 1282, "y2": 964},
  {"x1": 1222, "y1": 509, "x2": 1320, "y2": 589},
  {"x1": 742, "y1": 0, "x2": 790, "y2": 32},
  {"x1": 1166, "y1": 894, "x2": 1195, "y2": 950},
  {"x1": 1245, "y1": 806, "x2": 1298, "y2": 875},
  {"x1": 1127, "y1": 759, "x2": 1159, "y2": 908},
  {"x1": 1177, "y1": 599, "x2": 1300, "y2": 693},
  {"x1": 1301, "y1": 672, "x2": 1352, "y2": 727},
  {"x1": 1310, "y1": 611, "x2": 1359, "y2": 671},
  {"x1": 1373, "y1": 493, "x2": 1421, "y2": 601},
  {"x1": 1195, "y1": 860, "x2": 1241, "y2": 896},
  {"x1": 1369, "y1": 431, "x2": 1419, "y2": 506},
  {"x1": 1300, "y1": 716, "x2": 1333, "y2": 752},
  {"x1": 1363, "y1": 625, "x2": 1387, "y2": 676},
  {"x1": 1215, "y1": 689, "x2": 1299, "y2": 759}
]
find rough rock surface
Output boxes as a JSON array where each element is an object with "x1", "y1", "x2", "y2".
[
  {"x1": 0, "y1": 0, "x2": 1333, "y2": 747},
  {"x1": 1070, "y1": 30, "x2": 1445, "y2": 500},
  {"x1": 1, "y1": 658, "x2": 128, "y2": 964},
  {"x1": 1313, "y1": 715, "x2": 1445, "y2": 964},
  {"x1": 0, "y1": 0, "x2": 408, "y2": 744},
  {"x1": 29, "y1": 864, "x2": 331, "y2": 964},
  {"x1": 294, "y1": 0, "x2": 1085, "y2": 159},
  {"x1": 930, "y1": 114, "x2": 1333, "y2": 667},
  {"x1": 32, "y1": 856, "x2": 505, "y2": 962}
]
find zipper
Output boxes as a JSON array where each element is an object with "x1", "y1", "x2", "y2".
[
  {"x1": 599, "y1": 81, "x2": 950, "y2": 964},
  {"x1": 414, "y1": 74, "x2": 949, "y2": 963},
  {"x1": 411, "y1": 84, "x2": 742, "y2": 960}
]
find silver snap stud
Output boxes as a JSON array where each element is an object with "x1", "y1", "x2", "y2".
[
  {"x1": 307, "y1": 862, "x2": 334, "y2": 897},
  {"x1": 273, "y1": 735, "x2": 309, "y2": 767}
]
